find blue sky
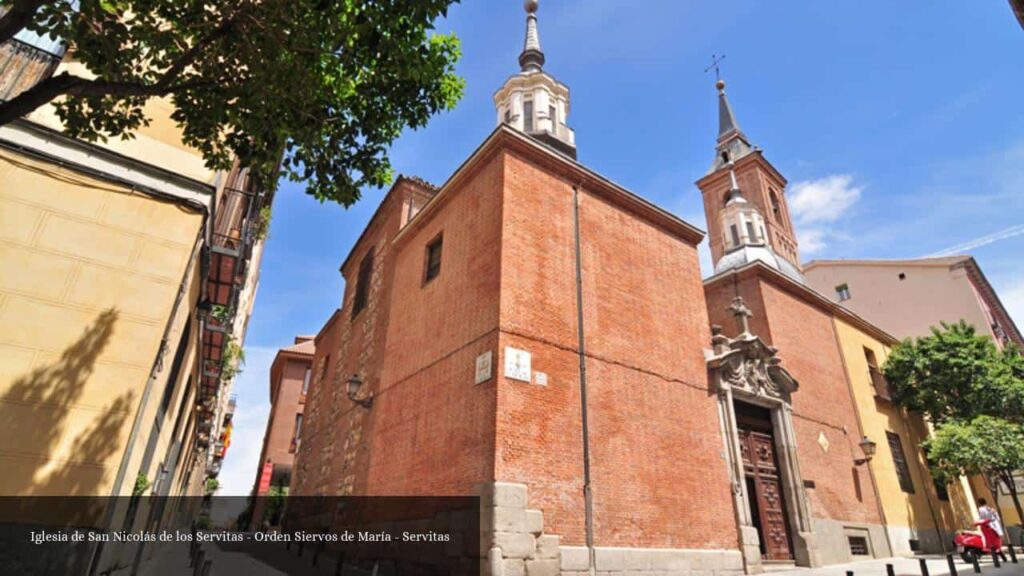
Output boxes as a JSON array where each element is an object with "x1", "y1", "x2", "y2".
[{"x1": 218, "y1": 1, "x2": 1024, "y2": 495}]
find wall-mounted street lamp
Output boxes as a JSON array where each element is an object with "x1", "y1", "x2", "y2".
[
  {"x1": 854, "y1": 435, "x2": 877, "y2": 465},
  {"x1": 347, "y1": 374, "x2": 373, "y2": 408}
]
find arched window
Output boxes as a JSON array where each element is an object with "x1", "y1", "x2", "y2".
[{"x1": 769, "y1": 189, "x2": 782, "y2": 221}]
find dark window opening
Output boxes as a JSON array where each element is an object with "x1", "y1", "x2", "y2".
[
  {"x1": 745, "y1": 221, "x2": 757, "y2": 243},
  {"x1": 319, "y1": 354, "x2": 331, "y2": 389},
  {"x1": 887, "y1": 431, "x2": 915, "y2": 494},
  {"x1": 848, "y1": 536, "x2": 870, "y2": 556},
  {"x1": 836, "y1": 283, "x2": 851, "y2": 301},
  {"x1": 352, "y1": 249, "x2": 374, "y2": 319},
  {"x1": 523, "y1": 100, "x2": 534, "y2": 132},
  {"x1": 549, "y1": 105, "x2": 557, "y2": 128},
  {"x1": 290, "y1": 414, "x2": 303, "y2": 453},
  {"x1": 770, "y1": 189, "x2": 782, "y2": 221},
  {"x1": 504, "y1": 109, "x2": 511, "y2": 123},
  {"x1": 730, "y1": 224, "x2": 740, "y2": 247},
  {"x1": 424, "y1": 234, "x2": 443, "y2": 284}
]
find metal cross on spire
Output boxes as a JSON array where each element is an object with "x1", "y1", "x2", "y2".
[{"x1": 704, "y1": 54, "x2": 726, "y2": 81}]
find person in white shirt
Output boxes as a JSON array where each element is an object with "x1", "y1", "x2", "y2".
[{"x1": 977, "y1": 498, "x2": 1007, "y2": 561}]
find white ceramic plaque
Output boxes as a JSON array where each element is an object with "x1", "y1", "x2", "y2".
[
  {"x1": 475, "y1": 351, "x2": 493, "y2": 385},
  {"x1": 504, "y1": 347, "x2": 532, "y2": 382},
  {"x1": 534, "y1": 372, "x2": 548, "y2": 386}
]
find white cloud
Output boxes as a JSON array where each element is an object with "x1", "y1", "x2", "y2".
[
  {"x1": 797, "y1": 229, "x2": 828, "y2": 255},
  {"x1": 217, "y1": 346, "x2": 277, "y2": 497},
  {"x1": 789, "y1": 174, "x2": 863, "y2": 224},
  {"x1": 787, "y1": 174, "x2": 863, "y2": 254}
]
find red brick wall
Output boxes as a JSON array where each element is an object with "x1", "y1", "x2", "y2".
[
  {"x1": 496, "y1": 151, "x2": 738, "y2": 549},
  {"x1": 254, "y1": 354, "x2": 310, "y2": 496},
  {"x1": 292, "y1": 163, "x2": 503, "y2": 497},
  {"x1": 705, "y1": 271, "x2": 882, "y2": 526}
]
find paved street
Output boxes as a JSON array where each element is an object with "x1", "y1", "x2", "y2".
[{"x1": 770, "y1": 555, "x2": 1024, "y2": 576}]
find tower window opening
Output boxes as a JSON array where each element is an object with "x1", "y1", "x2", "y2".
[
  {"x1": 523, "y1": 99, "x2": 534, "y2": 132},
  {"x1": 730, "y1": 225, "x2": 740, "y2": 247},
  {"x1": 721, "y1": 151, "x2": 729, "y2": 164},
  {"x1": 549, "y1": 105, "x2": 556, "y2": 128},
  {"x1": 504, "y1": 108, "x2": 511, "y2": 124},
  {"x1": 745, "y1": 221, "x2": 757, "y2": 243},
  {"x1": 770, "y1": 189, "x2": 782, "y2": 221}
]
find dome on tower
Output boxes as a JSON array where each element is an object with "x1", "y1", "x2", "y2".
[{"x1": 493, "y1": 0, "x2": 577, "y2": 158}]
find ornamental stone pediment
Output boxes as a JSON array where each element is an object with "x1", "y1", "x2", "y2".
[{"x1": 706, "y1": 297, "x2": 799, "y2": 403}]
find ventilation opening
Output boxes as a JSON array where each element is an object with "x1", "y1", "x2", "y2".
[
  {"x1": 909, "y1": 539, "x2": 921, "y2": 552},
  {"x1": 898, "y1": 272, "x2": 906, "y2": 280},
  {"x1": 848, "y1": 536, "x2": 870, "y2": 556}
]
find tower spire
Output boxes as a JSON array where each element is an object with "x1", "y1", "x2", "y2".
[
  {"x1": 519, "y1": 0, "x2": 545, "y2": 72},
  {"x1": 717, "y1": 80, "x2": 743, "y2": 142},
  {"x1": 709, "y1": 78, "x2": 754, "y2": 174}
]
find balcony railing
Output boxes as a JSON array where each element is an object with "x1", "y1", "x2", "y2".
[
  {"x1": 869, "y1": 366, "x2": 892, "y2": 401},
  {"x1": 0, "y1": 37, "x2": 63, "y2": 102}
]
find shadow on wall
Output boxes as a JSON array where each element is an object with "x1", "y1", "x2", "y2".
[{"x1": 0, "y1": 308, "x2": 135, "y2": 499}]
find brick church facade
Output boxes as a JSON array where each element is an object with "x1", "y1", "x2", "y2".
[{"x1": 289, "y1": 3, "x2": 978, "y2": 574}]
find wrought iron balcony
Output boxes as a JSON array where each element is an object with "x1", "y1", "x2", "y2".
[
  {"x1": 869, "y1": 366, "x2": 892, "y2": 401},
  {"x1": 0, "y1": 37, "x2": 64, "y2": 102}
]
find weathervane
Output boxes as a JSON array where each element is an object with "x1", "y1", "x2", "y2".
[{"x1": 704, "y1": 53, "x2": 726, "y2": 81}]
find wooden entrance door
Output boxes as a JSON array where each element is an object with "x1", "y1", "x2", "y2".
[{"x1": 739, "y1": 428, "x2": 793, "y2": 561}]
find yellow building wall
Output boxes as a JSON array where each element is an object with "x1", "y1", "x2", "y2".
[
  {"x1": 832, "y1": 318, "x2": 976, "y2": 554},
  {"x1": 0, "y1": 148, "x2": 203, "y2": 497},
  {"x1": 25, "y1": 61, "x2": 217, "y2": 186}
]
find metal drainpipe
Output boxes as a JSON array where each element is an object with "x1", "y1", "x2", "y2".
[{"x1": 572, "y1": 183, "x2": 596, "y2": 576}]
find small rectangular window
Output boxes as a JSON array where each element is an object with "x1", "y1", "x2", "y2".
[
  {"x1": 302, "y1": 365, "x2": 312, "y2": 395},
  {"x1": 504, "y1": 109, "x2": 511, "y2": 123},
  {"x1": 424, "y1": 234, "x2": 443, "y2": 284},
  {"x1": 291, "y1": 414, "x2": 304, "y2": 452},
  {"x1": 745, "y1": 221, "x2": 757, "y2": 243},
  {"x1": 352, "y1": 249, "x2": 374, "y2": 319},
  {"x1": 523, "y1": 100, "x2": 534, "y2": 132},
  {"x1": 835, "y1": 283, "x2": 851, "y2": 301},
  {"x1": 848, "y1": 536, "x2": 869, "y2": 556},
  {"x1": 887, "y1": 431, "x2": 915, "y2": 494},
  {"x1": 549, "y1": 105, "x2": 556, "y2": 127},
  {"x1": 320, "y1": 354, "x2": 331, "y2": 387},
  {"x1": 730, "y1": 224, "x2": 740, "y2": 247}
]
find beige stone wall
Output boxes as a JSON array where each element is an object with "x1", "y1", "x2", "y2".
[
  {"x1": 805, "y1": 262, "x2": 992, "y2": 341},
  {"x1": 0, "y1": 147, "x2": 203, "y2": 497}
]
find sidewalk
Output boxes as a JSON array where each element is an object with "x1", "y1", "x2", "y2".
[{"x1": 770, "y1": 555, "x2": 1024, "y2": 576}]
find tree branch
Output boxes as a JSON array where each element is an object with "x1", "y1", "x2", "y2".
[
  {"x1": 0, "y1": 71, "x2": 212, "y2": 126},
  {"x1": 0, "y1": 0, "x2": 49, "y2": 45}
]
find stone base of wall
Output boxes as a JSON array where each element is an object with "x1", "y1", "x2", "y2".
[
  {"x1": 885, "y1": 525, "x2": 953, "y2": 556},
  {"x1": 811, "y1": 518, "x2": 891, "y2": 566},
  {"x1": 560, "y1": 546, "x2": 744, "y2": 576},
  {"x1": 477, "y1": 481, "x2": 745, "y2": 576},
  {"x1": 478, "y1": 481, "x2": 560, "y2": 576}
]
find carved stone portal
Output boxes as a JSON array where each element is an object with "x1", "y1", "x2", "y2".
[{"x1": 707, "y1": 297, "x2": 821, "y2": 572}]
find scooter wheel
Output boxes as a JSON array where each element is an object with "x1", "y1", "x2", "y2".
[{"x1": 961, "y1": 549, "x2": 978, "y2": 565}]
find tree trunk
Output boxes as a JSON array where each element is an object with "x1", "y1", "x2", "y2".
[{"x1": 1005, "y1": 472, "x2": 1024, "y2": 528}]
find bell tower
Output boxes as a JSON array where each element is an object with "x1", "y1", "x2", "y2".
[
  {"x1": 493, "y1": 0, "x2": 577, "y2": 158},
  {"x1": 696, "y1": 79, "x2": 803, "y2": 281}
]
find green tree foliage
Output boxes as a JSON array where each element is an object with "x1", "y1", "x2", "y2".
[
  {"x1": 0, "y1": 0, "x2": 465, "y2": 205},
  {"x1": 884, "y1": 321, "x2": 1024, "y2": 521},
  {"x1": 884, "y1": 321, "x2": 1024, "y2": 424},
  {"x1": 926, "y1": 416, "x2": 1024, "y2": 522}
]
